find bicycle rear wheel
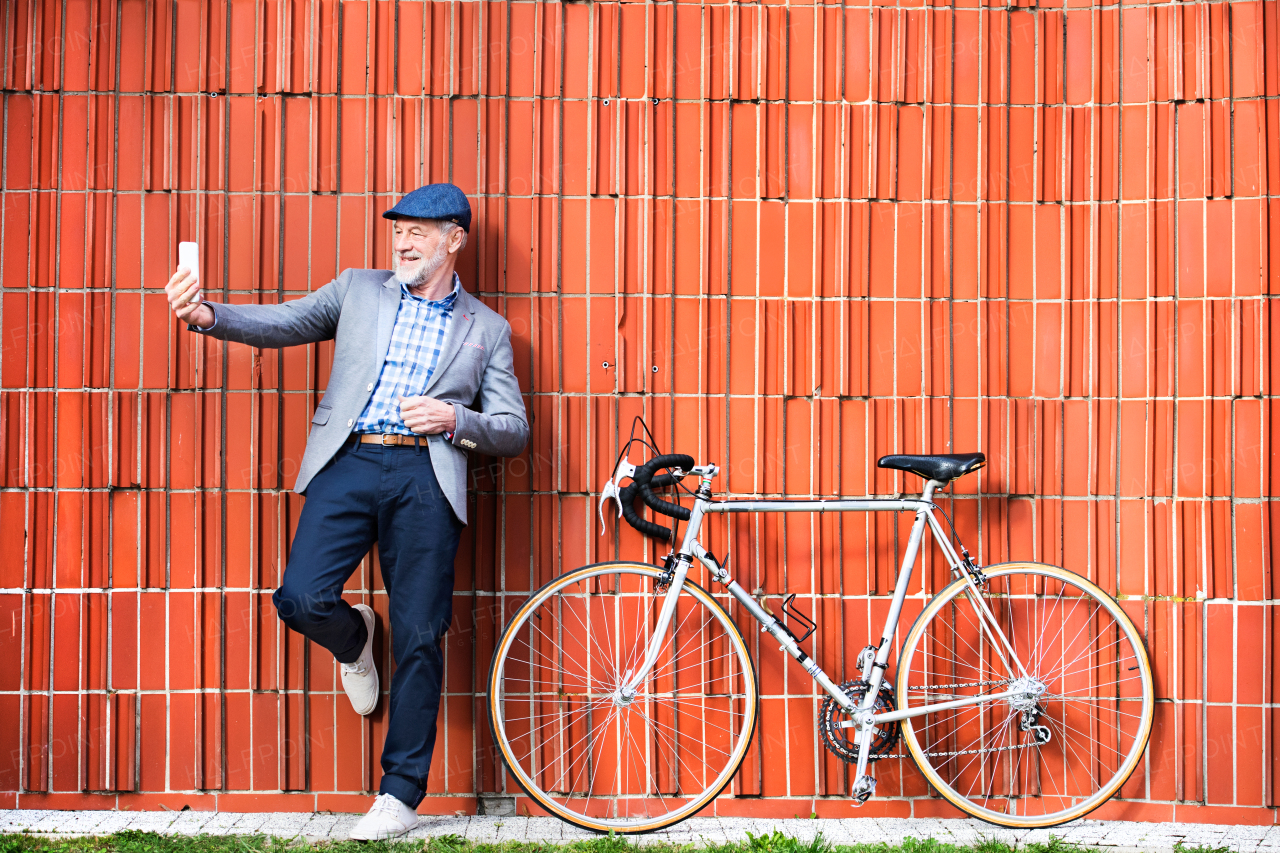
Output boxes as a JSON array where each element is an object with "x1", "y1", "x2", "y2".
[
  {"x1": 487, "y1": 561, "x2": 757, "y2": 833},
  {"x1": 897, "y1": 562, "x2": 1153, "y2": 827}
]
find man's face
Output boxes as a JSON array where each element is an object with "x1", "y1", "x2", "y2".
[{"x1": 391, "y1": 218, "x2": 451, "y2": 286}]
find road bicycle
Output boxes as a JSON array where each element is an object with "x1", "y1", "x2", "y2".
[{"x1": 486, "y1": 419, "x2": 1154, "y2": 833}]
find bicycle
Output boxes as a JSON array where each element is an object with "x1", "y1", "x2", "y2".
[{"x1": 486, "y1": 419, "x2": 1154, "y2": 833}]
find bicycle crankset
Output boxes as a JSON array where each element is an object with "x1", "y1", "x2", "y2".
[{"x1": 818, "y1": 679, "x2": 901, "y2": 764}]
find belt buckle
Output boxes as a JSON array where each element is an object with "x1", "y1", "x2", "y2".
[{"x1": 380, "y1": 434, "x2": 397, "y2": 446}]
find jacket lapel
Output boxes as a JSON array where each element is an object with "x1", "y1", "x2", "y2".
[
  {"x1": 375, "y1": 273, "x2": 400, "y2": 372},
  {"x1": 422, "y1": 278, "x2": 475, "y2": 396}
]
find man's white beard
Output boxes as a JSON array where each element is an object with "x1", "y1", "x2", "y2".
[{"x1": 394, "y1": 239, "x2": 449, "y2": 288}]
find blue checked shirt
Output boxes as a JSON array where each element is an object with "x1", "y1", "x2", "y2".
[{"x1": 354, "y1": 274, "x2": 461, "y2": 436}]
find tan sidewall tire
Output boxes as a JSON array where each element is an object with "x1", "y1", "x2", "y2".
[
  {"x1": 486, "y1": 561, "x2": 759, "y2": 833},
  {"x1": 896, "y1": 562, "x2": 1154, "y2": 828}
]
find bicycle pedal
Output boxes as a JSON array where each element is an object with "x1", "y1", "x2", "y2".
[{"x1": 850, "y1": 774, "x2": 877, "y2": 805}]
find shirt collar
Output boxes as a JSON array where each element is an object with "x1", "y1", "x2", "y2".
[{"x1": 401, "y1": 272, "x2": 461, "y2": 308}]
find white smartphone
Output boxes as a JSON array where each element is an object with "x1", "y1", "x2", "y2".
[
  {"x1": 178, "y1": 241, "x2": 199, "y2": 280},
  {"x1": 178, "y1": 242, "x2": 200, "y2": 306}
]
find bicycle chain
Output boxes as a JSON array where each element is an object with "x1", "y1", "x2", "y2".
[
  {"x1": 907, "y1": 679, "x2": 1012, "y2": 691},
  {"x1": 876, "y1": 741, "x2": 1045, "y2": 761}
]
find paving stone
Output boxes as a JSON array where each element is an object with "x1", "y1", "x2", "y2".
[
  {"x1": 409, "y1": 815, "x2": 471, "y2": 839},
  {"x1": 25, "y1": 812, "x2": 114, "y2": 836},
  {"x1": 165, "y1": 813, "x2": 218, "y2": 836},
  {"x1": 296, "y1": 813, "x2": 344, "y2": 841},
  {"x1": 255, "y1": 814, "x2": 315, "y2": 838},
  {"x1": 192, "y1": 813, "x2": 248, "y2": 835},
  {"x1": 119, "y1": 813, "x2": 182, "y2": 834},
  {"x1": 323, "y1": 815, "x2": 360, "y2": 840},
  {"x1": 0, "y1": 810, "x2": 48, "y2": 832}
]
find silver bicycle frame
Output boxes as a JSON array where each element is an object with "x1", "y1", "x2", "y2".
[{"x1": 621, "y1": 477, "x2": 1031, "y2": 778}]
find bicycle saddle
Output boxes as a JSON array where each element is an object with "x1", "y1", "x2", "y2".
[{"x1": 876, "y1": 452, "x2": 986, "y2": 483}]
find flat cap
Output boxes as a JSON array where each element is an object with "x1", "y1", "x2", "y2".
[{"x1": 381, "y1": 182, "x2": 472, "y2": 232}]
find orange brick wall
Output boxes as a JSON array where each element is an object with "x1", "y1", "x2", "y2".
[{"x1": 0, "y1": 0, "x2": 1276, "y2": 824}]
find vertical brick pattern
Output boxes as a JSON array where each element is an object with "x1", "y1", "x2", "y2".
[{"x1": 0, "y1": 0, "x2": 1275, "y2": 823}]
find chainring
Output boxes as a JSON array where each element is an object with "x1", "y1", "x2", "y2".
[{"x1": 818, "y1": 679, "x2": 901, "y2": 764}]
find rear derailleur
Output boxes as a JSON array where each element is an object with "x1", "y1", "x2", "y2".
[{"x1": 1020, "y1": 706, "x2": 1052, "y2": 745}]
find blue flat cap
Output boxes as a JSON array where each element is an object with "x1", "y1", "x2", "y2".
[{"x1": 382, "y1": 182, "x2": 472, "y2": 232}]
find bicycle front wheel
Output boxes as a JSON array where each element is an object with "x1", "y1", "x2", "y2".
[
  {"x1": 897, "y1": 562, "x2": 1154, "y2": 827},
  {"x1": 487, "y1": 561, "x2": 758, "y2": 833}
]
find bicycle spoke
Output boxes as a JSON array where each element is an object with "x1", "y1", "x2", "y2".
[
  {"x1": 1042, "y1": 712, "x2": 1097, "y2": 802},
  {"x1": 516, "y1": 617, "x2": 601, "y2": 682},
  {"x1": 545, "y1": 696, "x2": 614, "y2": 783},
  {"x1": 1044, "y1": 600, "x2": 1107, "y2": 676},
  {"x1": 649, "y1": 650, "x2": 742, "y2": 683},
  {"x1": 563, "y1": 591, "x2": 627, "y2": 688},
  {"x1": 634, "y1": 702, "x2": 737, "y2": 755},
  {"x1": 1051, "y1": 632, "x2": 1132, "y2": 680},
  {"x1": 975, "y1": 711, "x2": 1013, "y2": 806},
  {"x1": 630, "y1": 700, "x2": 723, "y2": 788},
  {"x1": 567, "y1": 703, "x2": 620, "y2": 797},
  {"x1": 622, "y1": 705, "x2": 667, "y2": 817},
  {"x1": 1030, "y1": 584, "x2": 1070, "y2": 676}
]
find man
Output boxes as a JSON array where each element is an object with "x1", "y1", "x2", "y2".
[{"x1": 164, "y1": 184, "x2": 528, "y2": 839}]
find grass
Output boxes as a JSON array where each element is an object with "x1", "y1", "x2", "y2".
[{"x1": 0, "y1": 830, "x2": 1132, "y2": 853}]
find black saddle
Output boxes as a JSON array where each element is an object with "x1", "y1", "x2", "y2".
[{"x1": 877, "y1": 452, "x2": 986, "y2": 483}]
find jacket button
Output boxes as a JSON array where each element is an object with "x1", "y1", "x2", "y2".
[
  {"x1": 347, "y1": 419, "x2": 354, "y2": 427},
  {"x1": 367, "y1": 383, "x2": 373, "y2": 391}
]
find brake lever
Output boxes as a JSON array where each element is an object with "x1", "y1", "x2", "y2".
[{"x1": 597, "y1": 458, "x2": 637, "y2": 536}]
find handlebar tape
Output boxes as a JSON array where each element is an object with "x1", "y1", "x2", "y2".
[
  {"x1": 619, "y1": 473, "x2": 679, "y2": 541},
  {"x1": 633, "y1": 454, "x2": 695, "y2": 522}
]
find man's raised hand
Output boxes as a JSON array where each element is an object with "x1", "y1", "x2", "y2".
[{"x1": 165, "y1": 266, "x2": 215, "y2": 328}]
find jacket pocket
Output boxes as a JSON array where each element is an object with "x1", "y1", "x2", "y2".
[
  {"x1": 311, "y1": 404, "x2": 332, "y2": 425},
  {"x1": 451, "y1": 347, "x2": 486, "y2": 389}
]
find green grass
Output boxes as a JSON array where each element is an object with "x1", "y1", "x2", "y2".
[{"x1": 0, "y1": 830, "x2": 1112, "y2": 853}]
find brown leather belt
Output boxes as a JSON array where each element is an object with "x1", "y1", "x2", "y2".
[{"x1": 351, "y1": 433, "x2": 424, "y2": 447}]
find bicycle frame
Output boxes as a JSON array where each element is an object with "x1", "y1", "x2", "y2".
[{"x1": 621, "y1": 477, "x2": 1032, "y2": 782}]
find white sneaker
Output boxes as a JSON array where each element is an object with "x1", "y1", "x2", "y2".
[
  {"x1": 348, "y1": 793, "x2": 419, "y2": 840},
  {"x1": 341, "y1": 604, "x2": 379, "y2": 716}
]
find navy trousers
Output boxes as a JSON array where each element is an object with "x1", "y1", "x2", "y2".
[{"x1": 271, "y1": 438, "x2": 462, "y2": 808}]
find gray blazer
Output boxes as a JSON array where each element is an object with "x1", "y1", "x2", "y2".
[{"x1": 190, "y1": 268, "x2": 529, "y2": 524}]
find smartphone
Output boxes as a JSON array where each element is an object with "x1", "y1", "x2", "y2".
[
  {"x1": 178, "y1": 242, "x2": 200, "y2": 306},
  {"x1": 179, "y1": 241, "x2": 199, "y2": 281}
]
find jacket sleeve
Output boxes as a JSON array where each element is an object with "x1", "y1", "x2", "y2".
[
  {"x1": 450, "y1": 321, "x2": 529, "y2": 458},
  {"x1": 187, "y1": 272, "x2": 350, "y2": 348}
]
